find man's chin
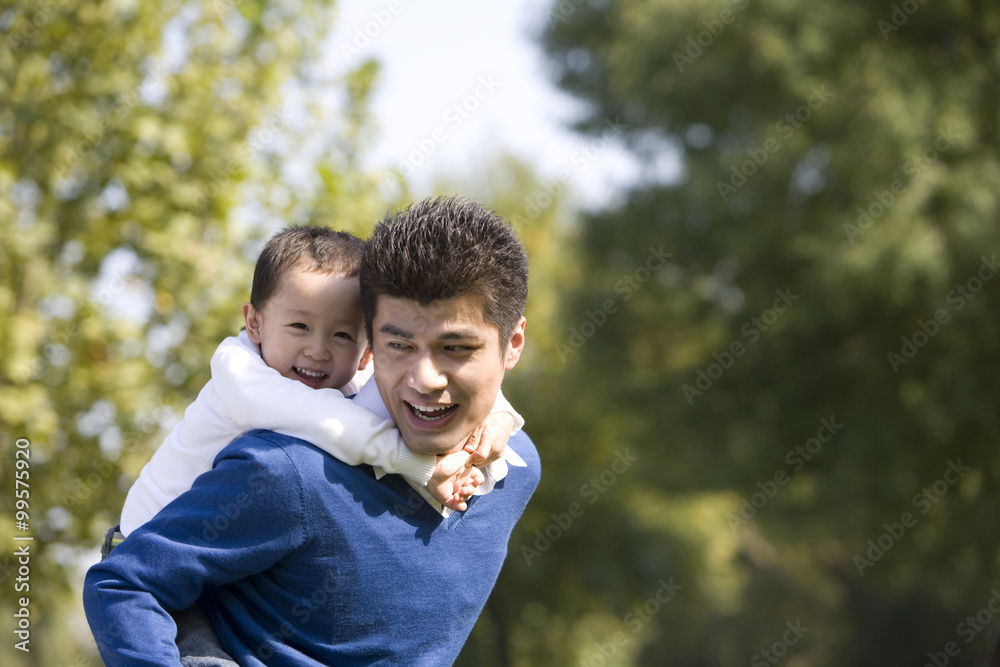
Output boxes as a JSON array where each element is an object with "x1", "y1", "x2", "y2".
[{"x1": 400, "y1": 433, "x2": 466, "y2": 456}]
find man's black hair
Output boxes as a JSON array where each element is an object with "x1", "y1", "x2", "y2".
[{"x1": 361, "y1": 196, "x2": 529, "y2": 350}]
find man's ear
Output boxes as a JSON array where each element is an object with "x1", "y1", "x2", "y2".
[
  {"x1": 243, "y1": 303, "x2": 263, "y2": 344},
  {"x1": 503, "y1": 316, "x2": 526, "y2": 371},
  {"x1": 357, "y1": 347, "x2": 373, "y2": 371}
]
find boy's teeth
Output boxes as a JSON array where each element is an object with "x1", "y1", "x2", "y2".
[{"x1": 297, "y1": 368, "x2": 325, "y2": 378}]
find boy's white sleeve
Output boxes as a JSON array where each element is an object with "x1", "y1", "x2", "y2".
[
  {"x1": 491, "y1": 388, "x2": 525, "y2": 433},
  {"x1": 210, "y1": 336, "x2": 436, "y2": 483}
]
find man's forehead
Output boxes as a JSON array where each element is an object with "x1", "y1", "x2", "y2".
[{"x1": 374, "y1": 295, "x2": 496, "y2": 338}]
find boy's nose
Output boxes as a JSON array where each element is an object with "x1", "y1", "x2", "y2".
[{"x1": 305, "y1": 337, "x2": 332, "y2": 361}]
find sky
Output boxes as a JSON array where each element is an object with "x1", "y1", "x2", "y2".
[
  {"x1": 95, "y1": 1, "x2": 663, "y2": 328},
  {"x1": 319, "y1": 0, "x2": 655, "y2": 211}
]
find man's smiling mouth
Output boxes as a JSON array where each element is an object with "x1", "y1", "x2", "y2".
[{"x1": 406, "y1": 402, "x2": 459, "y2": 422}]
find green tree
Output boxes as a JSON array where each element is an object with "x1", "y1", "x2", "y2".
[{"x1": 472, "y1": 0, "x2": 1000, "y2": 664}]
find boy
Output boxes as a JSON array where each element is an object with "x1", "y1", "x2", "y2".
[{"x1": 117, "y1": 226, "x2": 521, "y2": 543}]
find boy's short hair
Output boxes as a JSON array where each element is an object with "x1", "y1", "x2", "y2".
[
  {"x1": 360, "y1": 196, "x2": 529, "y2": 349},
  {"x1": 250, "y1": 226, "x2": 365, "y2": 309}
]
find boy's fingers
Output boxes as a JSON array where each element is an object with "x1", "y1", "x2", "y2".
[
  {"x1": 464, "y1": 431, "x2": 480, "y2": 453},
  {"x1": 473, "y1": 437, "x2": 492, "y2": 464},
  {"x1": 464, "y1": 423, "x2": 488, "y2": 461}
]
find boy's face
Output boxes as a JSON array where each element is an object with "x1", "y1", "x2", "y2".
[
  {"x1": 371, "y1": 294, "x2": 525, "y2": 455},
  {"x1": 243, "y1": 269, "x2": 371, "y2": 392}
]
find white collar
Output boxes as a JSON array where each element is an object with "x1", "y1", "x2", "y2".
[{"x1": 352, "y1": 379, "x2": 525, "y2": 517}]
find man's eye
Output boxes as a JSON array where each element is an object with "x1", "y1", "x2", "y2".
[
  {"x1": 445, "y1": 345, "x2": 474, "y2": 353},
  {"x1": 387, "y1": 342, "x2": 409, "y2": 351}
]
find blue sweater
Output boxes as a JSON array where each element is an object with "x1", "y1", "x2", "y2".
[{"x1": 84, "y1": 429, "x2": 540, "y2": 666}]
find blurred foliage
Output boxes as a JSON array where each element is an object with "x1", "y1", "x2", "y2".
[
  {"x1": 4, "y1": 0, "x2": 1000, "y2": 666},
  {"x1": 457, "y1": 0, "x2": 1000, "y2": 666}
]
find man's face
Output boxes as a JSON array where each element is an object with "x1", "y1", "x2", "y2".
[
  {"x1": 243, "y1": 269, "x2": 371, "y2": 392},
  {"x1": 371, "y1": 294, "x2": 525, "y2": 455}
]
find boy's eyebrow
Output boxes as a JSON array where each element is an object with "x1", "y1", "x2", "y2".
[{"x1": 284, "y1": 308, "x2": 359, "y2": 327}]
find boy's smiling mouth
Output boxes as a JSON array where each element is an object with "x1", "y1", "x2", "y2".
[{"x1": 294, "y1": 366, "x2": 329, "y2": 387}]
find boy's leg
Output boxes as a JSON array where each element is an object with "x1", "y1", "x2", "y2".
[
  {"x1": 174, "y1": 603, "x2": 239, "y2": 667},
  {"x1": 101, "y1": 525, "x2": 125, "y2": 559}
]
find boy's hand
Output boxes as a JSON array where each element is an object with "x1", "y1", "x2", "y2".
[
  {"x1": 426, "y1": 450, "x2": 485, "y2": 512},
  {"x1": 463, "y1": 412, "x2": 515, "y2": 467}
]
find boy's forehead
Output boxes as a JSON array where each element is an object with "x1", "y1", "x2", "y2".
[
  {"x1": 274, "y1": 268, "x2": 357, "y2": 293},
  {"x1": 266, "y1": 270, "x2": 362, "y2": 315}
]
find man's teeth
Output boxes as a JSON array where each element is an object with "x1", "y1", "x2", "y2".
[
  {"x1": 297, "y1": 368, "x2": 326, "y2": 379},
  {"x1": 410, "y1": 403, "x2": 454, "y2": 420}
]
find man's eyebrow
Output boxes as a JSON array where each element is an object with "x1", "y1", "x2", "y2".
[
  {"x1": 439, "y1": 329, "x2": 483, "y2": 341},
  {"x1": 379, "y1": 323, "x2": 412, "y2": 338},
  {"x1": 378, "y1": 323, "x2": 484, "y2": 342}
]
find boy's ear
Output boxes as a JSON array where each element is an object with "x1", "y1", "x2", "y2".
[
  {"x1": 243, "y1": 303, "x2": 263, "y2": 344},
  {"x1": 357, "y1": 347, "x2": 373, "y2": 371}
]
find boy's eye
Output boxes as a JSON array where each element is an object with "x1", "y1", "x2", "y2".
[
  {"x1": 334, "y1": 332, "x2": 354, "y2": 341},
  {"x1": 290, "y1": 323, "x2": 308, "y2": 330}
]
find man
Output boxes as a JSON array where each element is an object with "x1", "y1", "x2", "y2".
[{"x1": 84, "y1": 196, "x2": 540, "y2": 665}]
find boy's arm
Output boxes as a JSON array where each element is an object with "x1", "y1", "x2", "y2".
[
  {"x1": 84, "y1": 437, "x2": 305, "y2": 666},
  {"x1": 463, "y1": 389, "x2": 524, "y2": 466},
  {"x1": 210, "y1": 336, "x2": 436, "y2": 483}
]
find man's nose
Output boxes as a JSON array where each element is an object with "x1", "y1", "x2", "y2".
[{"x1": 407, "y1": 353, "x2": 446, "y2": 393}]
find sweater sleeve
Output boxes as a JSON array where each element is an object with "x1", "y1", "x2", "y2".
[
  {"x1": 83, "y1": 437, "x2": 307, "y2": 667},
  {"x1": 210, "y1": 336, "x2": 436, "y2": 483}
]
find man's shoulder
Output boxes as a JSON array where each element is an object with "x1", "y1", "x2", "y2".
[
  {"x1": 505, "y1": 430, "x2": 542, "y2": 493},
  {"x1": 215, "y1": 429, "x2": 329, "y2": 468},
  {"x1": 508, "y1": 430, "x2": 540, "y2": 468}
]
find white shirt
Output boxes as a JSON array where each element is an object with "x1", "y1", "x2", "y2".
[{"x1": 119, "y1": 332, "x2": 524, "y2": 534}]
